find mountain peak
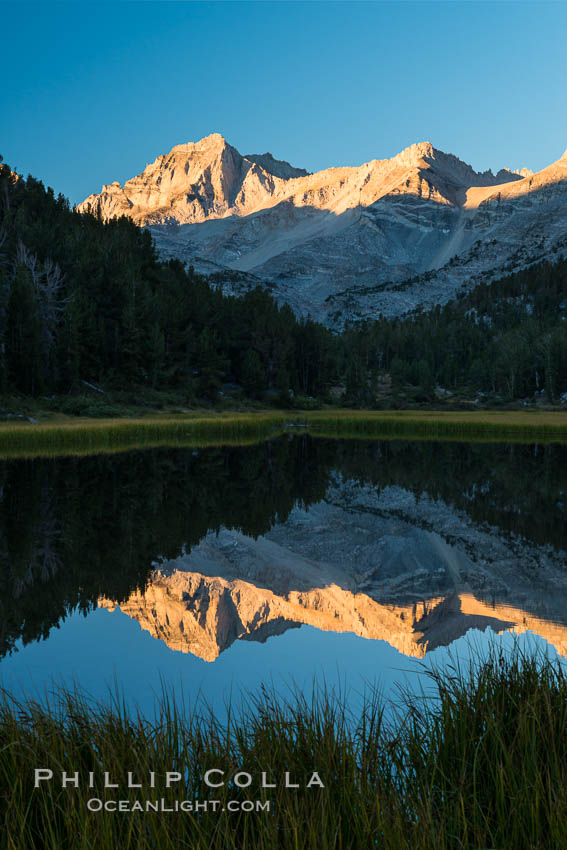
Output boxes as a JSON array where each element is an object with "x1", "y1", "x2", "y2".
[
  {"x1": 412, "y1": 140, "x2": 436, "y2": 156},
  {"x1": 394, "y1": 141, "x2": 437, "y2": 165},
  {"x1": 76, "y1": 134, "x2": 567, "y2": 329},
  {"x1": 195, "y1": 132, "x2": 227, "y2": 147},
  {"x1": 170, "y1": 133, "x2": 228, "y2": 155},
  {"x1": 77, "y1": 135, "x2": 559, "y2": 234}
]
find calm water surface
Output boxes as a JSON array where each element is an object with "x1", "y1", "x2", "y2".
[{"x1": 1, "y1": 436, "x2": 566, "y2": 715}]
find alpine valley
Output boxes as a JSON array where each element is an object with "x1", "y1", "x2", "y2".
[{"x1": 78, "y1": 133, "x2": 567, "y2": 328}]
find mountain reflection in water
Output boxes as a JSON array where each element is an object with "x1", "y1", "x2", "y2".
[
  {"x1": 100, "y1": 500, "x2": 567, "y2": 661},
  {"x1": 1, "y1": 437, "x2": 567, "y2": 672}
]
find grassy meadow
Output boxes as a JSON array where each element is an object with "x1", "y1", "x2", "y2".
[
  {"x1": 1, "y1": 647, "x2": 566, "y2": 849},
  {"x1": 0, "y1": 412, "x2": 289, "y2": 458},
  {"x1": 0, "y1": 408, "x2": 567, "y2": 457},
  {"x1": 300, "y1": 408, "x2": 567, "y2": 441}
]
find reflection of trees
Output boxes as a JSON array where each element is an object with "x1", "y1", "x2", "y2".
[
  {"x1": 0, "y1": 436, "x2": 566, "y2": 659},
  {"x1": 11, "y1": 490, "x2": 62, "y2": 599},
  {"x1": 329, "y1": 440, "x2": 567, "y2": 551},
  {"x1": 0, "y1": 439, "x2": 332, "y2": 658}
]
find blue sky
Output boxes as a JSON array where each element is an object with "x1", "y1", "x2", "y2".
[{"x1": 2, "y1": 1, "x2": 567, "y2": 206}]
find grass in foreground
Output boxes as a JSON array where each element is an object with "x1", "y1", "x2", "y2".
[
  {"x1": 1, "y1": 408, "x2": 567, "y2": 457},
  {"x1": 2, "y1": 647, "x2": 567, "y2": 849}
]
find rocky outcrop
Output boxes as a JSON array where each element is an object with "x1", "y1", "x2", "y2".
[{"x1": 79, "y1": 135, "x2": 567, "y2": 327}]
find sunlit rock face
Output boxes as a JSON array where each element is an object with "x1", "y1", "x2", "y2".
[
  {"x1": 100, "y1": 484, "x2": 567, "y2": 661},
  {"x1": 77, "y1": 135, "x2": 567, "y2": 327},
  {"x1": 78, "y1": 134, "x2": 312, "y2": 225}
]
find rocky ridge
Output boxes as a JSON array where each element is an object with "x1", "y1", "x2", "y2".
[{"x1": 78, "y1": 135, "x2": 567, "y2": 327}]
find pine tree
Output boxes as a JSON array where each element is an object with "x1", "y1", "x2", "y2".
[{"x1": 6, "y1": 265, "x2": 42, "y2": 394}]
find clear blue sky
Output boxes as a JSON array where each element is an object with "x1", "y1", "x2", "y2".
[{"x1": 3, "y1": 1, "x2": 567, "y2": 206}]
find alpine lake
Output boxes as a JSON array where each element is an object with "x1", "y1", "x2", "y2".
[{"x1": 1, "y1": 431, "x2": 566, "y2": 717}]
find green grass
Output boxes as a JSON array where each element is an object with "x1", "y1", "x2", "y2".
[
  {"x1": 2, "y1": 646, "x2": 567, "y2": 849},
  {"x1": 301, "y1": 408, "x2": 567, "y2": 442},
  {"x1": 1, "y1": 409, "x2": 567, "y2": 458},
  {"x1": 0, "y1": 412, "x2": 290, "y2": 458}
]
